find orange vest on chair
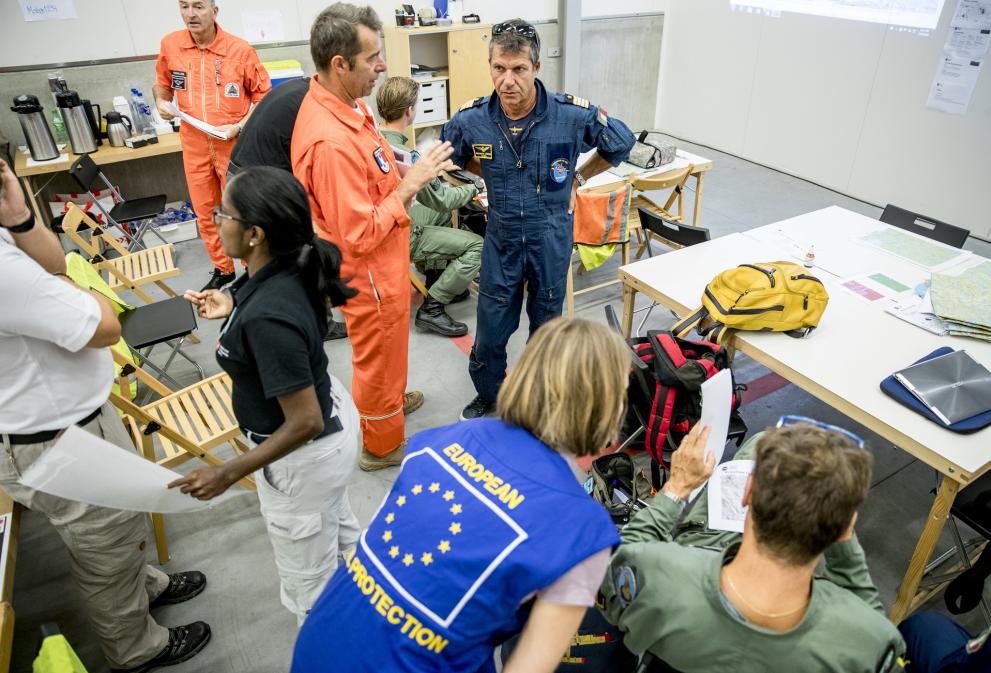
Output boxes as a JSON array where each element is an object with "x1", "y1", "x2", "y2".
[{"x1": 573, "y1": 184, "x2": 633, "y2": 245}]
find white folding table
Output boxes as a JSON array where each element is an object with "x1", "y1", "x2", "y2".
[{"x1": 618, "y1": 205, "x2": 991, "y2": 623}]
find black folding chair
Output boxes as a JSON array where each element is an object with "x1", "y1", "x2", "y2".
[
  {"x1": 634, "y1": 207, "x2": 711, "y2": 335},
  {"x1": 119, "y1": 296, "x2": 204, "y2": 395},
  {"x1": 880, "y1": 204, "x2": 969, "y2": 249},
  {"x1": 69, "y1": 153, "x2": 168, "y2": 251}
]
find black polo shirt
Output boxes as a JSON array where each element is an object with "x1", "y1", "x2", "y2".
[
  {"x1": 216, "y1": 260, "x2": 333, "y2": 435},
  {"x1": 228, "y1": 77, "x2": 309, "y2": 173}
]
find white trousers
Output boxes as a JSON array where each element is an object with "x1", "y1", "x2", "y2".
[{"x1": 252, "y1": 376, "x2": 361, "y2": 625}]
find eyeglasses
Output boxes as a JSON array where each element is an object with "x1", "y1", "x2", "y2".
[
  {"x1": 776, "y1": 415, "x2": 865, "y2": 448},
  {"x1": 493, "y1": 22, "x2": 538, "y2": 40},
  {"x1": 212, "y1": 206, "x2": 250, "y2": 226}
]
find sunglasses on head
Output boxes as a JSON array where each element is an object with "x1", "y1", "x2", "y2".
[
  {"x1": 776, "y1": 415, "x2": 866, "y2": 448},
  {"x1": 493, "y1": 22, "x2": 538, "y2": 40}
]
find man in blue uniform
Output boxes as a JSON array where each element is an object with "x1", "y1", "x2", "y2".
[{"x1": 442, "y1": 19, "x2": 635, "y2": 419}]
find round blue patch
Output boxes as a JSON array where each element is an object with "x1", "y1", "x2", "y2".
[
  {"x1": 550, "y1": 158, "x2": 569, "y2": 184},
  {"x1": 373, "y1": 147, "x2": 391, "y2": 174},
  {"x1": 615, "y1": 566, "x2": 637, "y2": 608}
]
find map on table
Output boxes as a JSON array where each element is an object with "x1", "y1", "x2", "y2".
[
  {"x1": 859, "y1": 228, "x2": 967, "y2": 271},
  {"x1": 931, "y1": 261, "x2": 991, "y2": 333}
]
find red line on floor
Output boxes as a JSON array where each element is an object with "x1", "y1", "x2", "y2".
[
  {"x1": 740, "y1": 371, "x2": 790, "y2": 405},
  {"x1": 450, "y1": 334, "x2": 474, "y2": 357}
]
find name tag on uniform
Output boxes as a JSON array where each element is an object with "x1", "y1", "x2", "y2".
[
  {"x1": 171, "y1": 70, "x2": 187, "y2": 90},
  {"x1": 472, "y1": 144, "x2": 493, "y2": 160},
  {"x1": 224, "y1": 83, "x2": 240, "y2": 98}
]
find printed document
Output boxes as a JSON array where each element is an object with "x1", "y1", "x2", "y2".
[
  {"x1": 707, "y1": 460, "x2": 754, "y2": 533},
  {"x1": 690, "y1": 369, "x2": 733, "y2": 502},
  {"x1": 19, "y1": 426, "x2": 240, "y2": 513},
  {"x1": 167, "y1": 101, "x2": 233, "y2": 140}
]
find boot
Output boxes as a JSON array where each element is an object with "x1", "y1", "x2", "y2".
[{"x1": 415, "y1": 297, "x2": 468, "y2": 337}]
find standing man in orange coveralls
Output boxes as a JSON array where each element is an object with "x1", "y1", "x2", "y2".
[
  {"x1": 292, "y1": 3, "x2": 457, "y2": 471},
  {"x1": 153, "y1": 0, "x2": 271, "y2": 291}
]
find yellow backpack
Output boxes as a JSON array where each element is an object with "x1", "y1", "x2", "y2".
[{"x1": 673, "y1": 261, "x2": 829, "y2": 345}]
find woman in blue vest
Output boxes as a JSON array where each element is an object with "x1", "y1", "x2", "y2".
[{"x1": 292, "y1": 318, "x2": 627, "y2": 672}]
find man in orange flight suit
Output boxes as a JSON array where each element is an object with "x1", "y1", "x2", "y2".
[
  {"x1": 292, "y1": 3, "x2": 456, "y2": 471},
  {"x1": 153, "y1": 0, "x2": 270, "y2": 291}
]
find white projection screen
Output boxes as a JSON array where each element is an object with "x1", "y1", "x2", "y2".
[{"x1": 730, "y1": 1, "x2": 948, "y2": 30}]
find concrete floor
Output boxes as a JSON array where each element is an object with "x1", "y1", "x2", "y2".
[{"x1": 11, "y1": 137, "x2": 991, "y2": 672}]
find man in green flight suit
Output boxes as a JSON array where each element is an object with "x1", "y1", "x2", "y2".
[
  {"x1": 376, "y1": 76, "x2": 483, "y2": 338},
  {"x1": 600, "y1": 419, "x2": 907, "y2": 673}
]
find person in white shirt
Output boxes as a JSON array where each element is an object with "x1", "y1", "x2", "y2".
[{"x1": 0, "y1": 159, "x2": 210, "y2": 673}]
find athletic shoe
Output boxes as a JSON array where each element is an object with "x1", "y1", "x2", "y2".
[
  {"x1": 460, "y1": 395, "x2": 494, "y2": 421},
  {"x1": 200, "y1": 268, "x2": 235, "y2": 292},
  {"x1": 110, "y1": 622, "x2": 211, "y2": 673},
  {"x1": 149, "y1": 571, "x2": 207, "y2": 608}
]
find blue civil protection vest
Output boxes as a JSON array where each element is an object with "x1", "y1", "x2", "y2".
[{"x1": 291, "y1": 418, "x2": 619, "y2": 672}]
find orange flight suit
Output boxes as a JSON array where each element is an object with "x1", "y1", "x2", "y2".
[
  {"x1": 155, "y1": 23, "x2": 270, "y2": 273},
  {"x1": 292, "y1": 76, "x2": 411, "y2": 457}
]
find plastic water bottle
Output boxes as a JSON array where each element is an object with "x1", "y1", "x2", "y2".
[
  {"x1": 129, "y1": 88, "x2": 155, "y2": 133},
  {"x1": 50, "y1": 109, "x2": 68, "y2": 145}
]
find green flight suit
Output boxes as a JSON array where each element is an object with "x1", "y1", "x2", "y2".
[
  {"x1": 381, "y1": 129, "x2": 483, "y2": 304},
  {"x1": 600, "y1": 434, "x2": 906, "y2": 673}
]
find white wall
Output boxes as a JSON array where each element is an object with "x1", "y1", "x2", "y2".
[
  {"x1": 656, "y1": 0, "x2": 991, "y2": 236},
  {"x1": 0, "y1": 0, "x2": 668, "y2": 68}
]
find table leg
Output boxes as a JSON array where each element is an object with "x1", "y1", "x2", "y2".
[
  {"x1": 692, "y1": 172, "x2": 705, "y2": 226},
  {"x1": 622, "y1": 282, "x2": 636, "y2": 337},
  {"x1": 565, "y1": 259, "x2": 575, "y2": 318},
  {"x1": 20, "y1": 175, "x2": 46, "y2": 226},
  {"x1": 890, "y1": 476, "x2": 961, "y2": 624}
]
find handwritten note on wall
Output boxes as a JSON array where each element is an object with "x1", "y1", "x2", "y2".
[{"x1": 18, "y1": 0, "x2": 78, "y2": 22}]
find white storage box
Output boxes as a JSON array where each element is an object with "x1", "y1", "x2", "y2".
[{"x1": 414, "y1": 80, "x2": 448, "y2": 125}]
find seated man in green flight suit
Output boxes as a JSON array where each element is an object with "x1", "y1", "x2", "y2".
[
  {"x1": 600, "y1": 419, "x2": 907, "y2": 673},
  {"x1": 376, "y1": 76, "x2": 483, "y2": 338}
]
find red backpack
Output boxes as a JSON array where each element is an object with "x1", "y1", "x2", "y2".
[{"x1": 627, "y1": 331, "x2": 745, "y2": 469}]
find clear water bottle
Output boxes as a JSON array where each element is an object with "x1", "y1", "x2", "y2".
[
  {"x1": 129, "y1": 88, "x2": 155, "y2": 133},
  {"x1": 50, "y1": 109, "x2": 68, "y2": 145}
]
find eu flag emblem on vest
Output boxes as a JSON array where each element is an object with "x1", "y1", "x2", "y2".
[{"x1": 361, "y1": 446, "x2": 528, "y2": 628}]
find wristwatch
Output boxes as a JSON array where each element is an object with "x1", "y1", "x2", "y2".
[
  {"x1": 574, "y1": 172, "x2": 587, "y2": 187},
  {"x1": 660, "y1": 489, "x2": 686, "y2": 507},
  {"x1": 4, "y1": 211, "x2": 35, "y2": 233}
]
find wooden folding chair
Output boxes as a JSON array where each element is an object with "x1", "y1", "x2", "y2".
[
  {"x1": 108, "y1": 350, "x2": 255, "y2": 563},
  {"x1": 410, "y1": 267, "x2": 429, "y2": 297},
  {"x1": 61, "y1": 202, "x2": 181, "y2": 305},
  {"x1": 627, "y1": 164, "x2": 695, "y2": 259}
]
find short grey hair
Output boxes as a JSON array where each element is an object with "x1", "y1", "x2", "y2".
[
  {"x1": 310, "y1": 3, "x2": 383, "y2": 71},
  {"x1": 489, "y1": 19, "x2": 540, "y2": 66}
]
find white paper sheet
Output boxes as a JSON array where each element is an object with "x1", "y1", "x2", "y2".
[
  {"x1": 928, "y1": 0, "x2": 989, "y2": 114},
  {"x1": 707, "y1": 459, "x2": 754, "y2": 533},
  {"x1": 839, "y1": 271, "x2": 919, "y2": 306},
  {"x1": 166, "y1": 101, "x2": 232, "y2": 140},
  {"x1": 927, "y1": 54, "x2": 984, "y2": 114},
  {"x1": 19, "y1": 426, "x2": 239, "y2": 513},
  {"x1": 241, "y1": 9, "x2": 285, "y2": 42},
  {"x1": 689, "y1": 369, "x2": 733, "y2": 502},
  {"x1": 19, "y1": 0, "x2": 77, "y2": 21}
]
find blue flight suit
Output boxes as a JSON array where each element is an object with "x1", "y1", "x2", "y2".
[{"x1": 442, "y1": 81, "x2": 635, "y2": 402}]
